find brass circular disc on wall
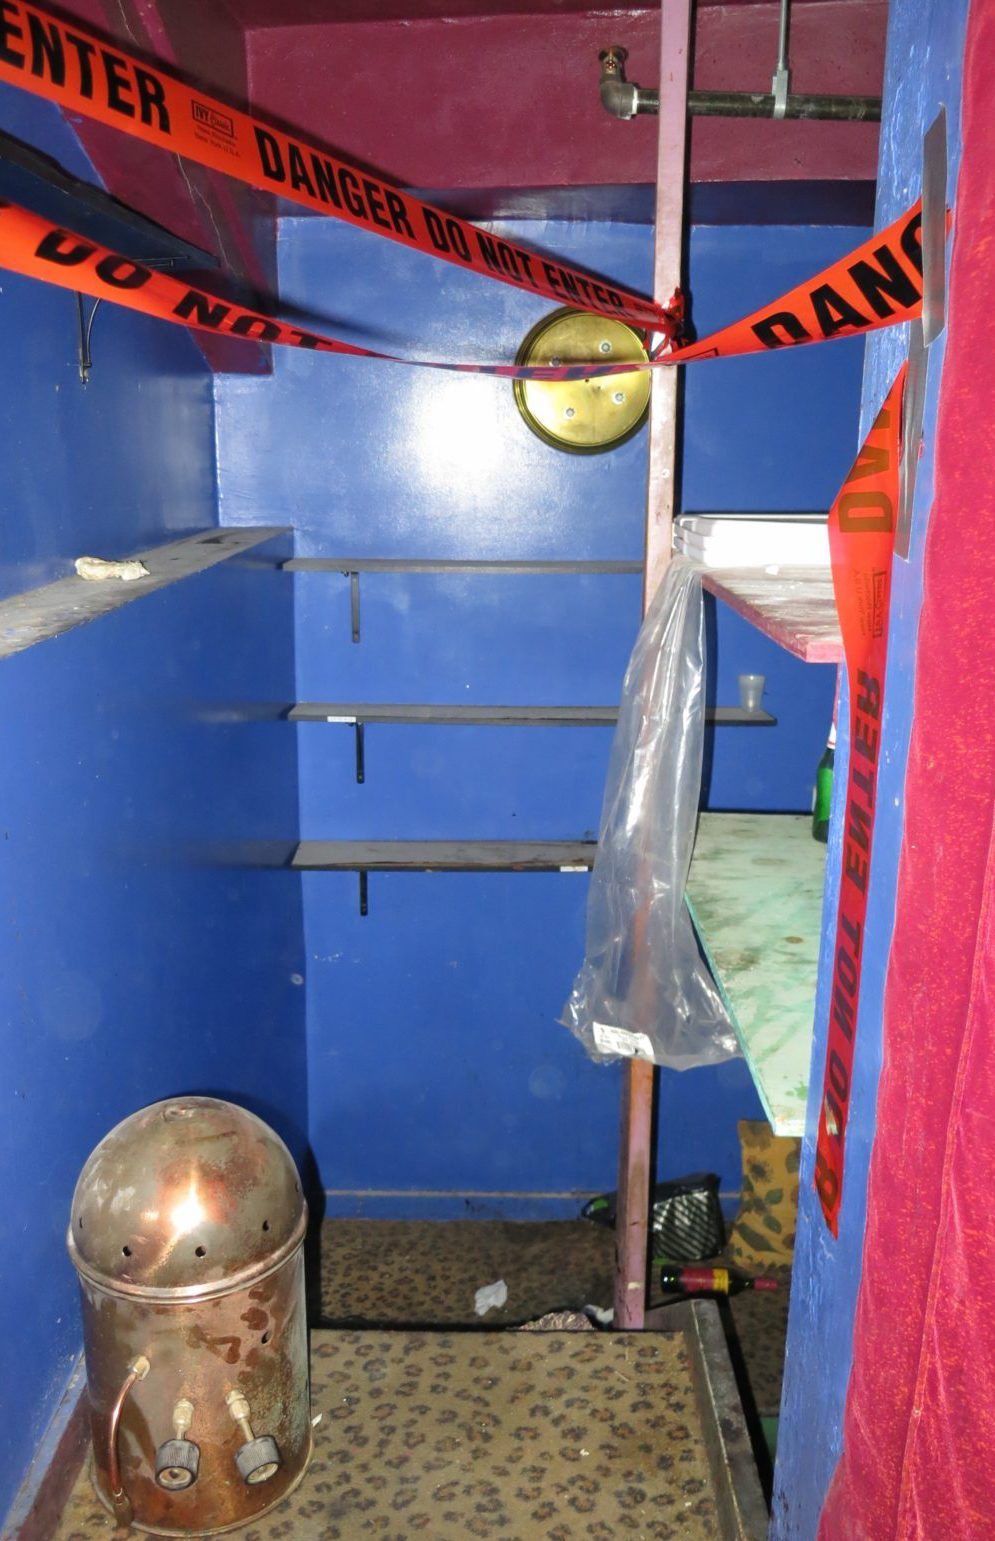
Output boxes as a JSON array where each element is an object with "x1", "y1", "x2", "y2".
[{"x1": 513, "y1": 308, "x2": 651, "y2": 454}]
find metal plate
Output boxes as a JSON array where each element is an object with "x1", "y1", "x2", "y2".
[
  {"x1": 897, "y1": 319, "x2": 928, "y2": 561},
  {"x1": 921, "y1": 108, "x2": 948, "y2": 348},
  {"x1": 513, "y1": 308, "x2": 651, "y2": 453}
]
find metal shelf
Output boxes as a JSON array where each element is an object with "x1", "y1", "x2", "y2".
[
  {"x1": 289, "y1": 702, "x2": 776, "y2": 783},
  {"x1": 282, "y1": 558, "x2": 642, "y2": 574},
  {"x1": 292, "y1": 840, "x2": 596, "y2": 871},
  {"x1": 293, "y1": 838, "x2": 595, "y2": 913},
  {"x1": 283, "y1": 558, "x2": 642, "y2": 641},
  {"x1": 288, "y1": 702, "x2": 776, "y2": 726}
]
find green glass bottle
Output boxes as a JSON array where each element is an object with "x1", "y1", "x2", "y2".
[{"x1": 812, "y1": 724, "x2": 836, "y2": 843}]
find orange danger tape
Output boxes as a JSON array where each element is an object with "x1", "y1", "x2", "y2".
[
  {"x1": 676, "y1": 205, "x2": 925, "y2": 361},
  {"x1": 0, "y1": 0, "x2": 676, "y2": 334},
  {"x1": 814, "y1": 364, "x2": 906, "y2": 1238},
  {"x1": 0, "y1": 197, "x2": 653, "y2": 379},
  {"x1": 0, "y1": 197, "x2": 927, "y2": 381},
  {"x1": 0, "y1": 2, "x2": 929, "y2": 360}
]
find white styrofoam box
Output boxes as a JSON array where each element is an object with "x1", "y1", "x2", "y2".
[{"x1": 674, "y1": 515, "x2": 829, "y2": 568}]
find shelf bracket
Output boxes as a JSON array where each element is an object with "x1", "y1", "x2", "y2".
[
  {"x1": 348, "y1": 571, "x2": 361, "y2": 643},
  {"x1": 74, "y1": 255, "x2": 202, "y2": 386},
  {"x1": 355, "y1": 720, "x2": 366, "y2": 784},
  {"x1": 76, "y1": 292, "x2": 101, "y2": 385},
  {"x1": 358, "y1": 869, "x2": 369, "y2": 916}
]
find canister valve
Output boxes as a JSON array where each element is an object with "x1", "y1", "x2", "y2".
[
  {"x1": 225, "y1": 1390, "x2": 282, "y2": 1485},
  {"x1": 155, "y1": 1398, "x2": 200, "y2": 1491}
]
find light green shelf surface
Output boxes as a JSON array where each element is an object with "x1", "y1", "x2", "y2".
[{"x1": 687, "y1": 813, "x2": 827, "y2": 1138}]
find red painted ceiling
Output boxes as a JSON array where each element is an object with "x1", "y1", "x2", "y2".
[
  {"x1": 219, "y1": 0, "x2": 855, "y2": 22},
  {"x1": 243, "y1": 1, "x2": 885, "y2": 192}
]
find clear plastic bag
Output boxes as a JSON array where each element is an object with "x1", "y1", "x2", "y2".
[{"x1": 561, "y1": 556, "x2": 739, "y2": 1070}]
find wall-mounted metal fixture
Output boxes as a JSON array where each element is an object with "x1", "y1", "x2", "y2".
[
  {"x1": 0, "y1": 128, "x2": 218, "y2": 388},
  {"x1": 896, "y1": 107, "x2": 948, "y2": 562},
  {"x1": 598, "y1": 45, "x2": 881, "y2": 123},
  {"x1": 76, "y1": 293, "x2": 101, "y2": 386},
  {"x1": 771, "y1": 0, "x2": 792, "y2": 117},
  {"x1": 513, "y1": 308, "x2": 651, "y2": 453},
  {"x1": 73, "y1": 256, "x2": 206, "y2": 386}
]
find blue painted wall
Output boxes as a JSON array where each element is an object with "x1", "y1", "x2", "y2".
[
  {"x1": 216, "y1": 214, "x2": 864, "y2": 1216},
  {"x1": 0, "y1": 548, "x2": 306, "y2": 1523},
  {"x1": 772, "y1": 0, "x2": 970, "y2": 1533},
  {"x1": 0, "y1": 83, "x2": 217, "y2": 602},
  {"x1": 0, "y1": 91, "x2": 306, "y2": 1527}
]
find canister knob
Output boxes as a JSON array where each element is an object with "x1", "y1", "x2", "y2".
[
  {"x1": 155, "y1": 1397, "x2": 200, "y2": 1490},
  {"x1": 226, "y1": 1390, "x2": 282, "y2": 1485},
  {"x1": 155, "y1": 1440, "x2": 200, "y2": 1491},
  {"x1": 235, "y1": 1436, "x2": 281, "y2": 1486}
]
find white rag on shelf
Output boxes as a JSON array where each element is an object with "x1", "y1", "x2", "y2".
[{"x1": 74, "y1": 555, "x2": 150, "y2": 582}]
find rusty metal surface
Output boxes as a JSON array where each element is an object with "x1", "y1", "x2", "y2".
[
  {"x1": 614, "y1": 0, "x2": 693, "y2": 1333},
  {"x1": 68, "y1": 1098, "x2": 311, "y2": 1535},
  {"x1": 68, "y1": 1098, "x2": 306, "y2": 1300},
  {"x1": 646, "y1": 1301, "x2": 769, "y2": 1539}
]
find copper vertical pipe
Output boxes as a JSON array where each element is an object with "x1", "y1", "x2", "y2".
[
  {"x1": 612, "y1": 0, "x2": 693, "y2": 1330},
  {"x1": 106, "y1": 1355, "x2": 150, "y2": 1521}
]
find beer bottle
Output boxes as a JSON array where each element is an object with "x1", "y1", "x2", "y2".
[{"x1": 812, "y1": 724, "x2": 836, "y2": 843}]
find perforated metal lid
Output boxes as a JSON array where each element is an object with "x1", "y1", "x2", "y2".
[{"x1": 67, "y1": 1097, "x2": 306, "y2": 1301}]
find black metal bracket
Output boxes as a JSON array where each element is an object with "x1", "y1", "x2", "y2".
[
  {"x1": 358, "y1": 870, "x2": 369, "y2": 916},
  {"x1": 349, "y1": 571, "x2": 361, "y2": 643},
  {"x1": 76, "y1": 292, "x2": 101, "y2": 385},
  {"x1": 73, "y1": 257, "x2": 199, "y2": 386}
]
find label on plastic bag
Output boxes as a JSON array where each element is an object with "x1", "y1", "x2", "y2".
[{"x1": 592, "y1": 1024, "x2": 656, "y2": 1061}]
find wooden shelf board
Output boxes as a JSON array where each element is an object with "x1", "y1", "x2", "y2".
[
  {"x1": 699, "y1": 565, "x2": 842, "y2": 664},
  {"x1": 687, "y1": 812, "x2": 826, "y2": 1137},
  {"x1": 292, "y1": 839, "x2": 596, "y2": 871},
  {"x1": 0, "y1": 528, "x2": 287, "y2": 661}
]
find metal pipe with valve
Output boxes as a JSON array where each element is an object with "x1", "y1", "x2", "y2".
[{"x1": 598, "y1": 45, "x2": 881, "y2": 123}]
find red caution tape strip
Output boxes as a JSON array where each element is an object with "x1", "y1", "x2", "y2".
[
  {"x1": 0, "y1": 0, "x2": 675, "y2": 333},
  {"x1": 814, "y1": 364, "x2": 907, "y2": 1238},
  {"x1": 675, "y1": 206, "x2": 924, "y2": 361},
  {"x1": 0, "y1": 197, "x2": 654, "y2": 379},
  {"x1": 0, "y1": 197, "x2": 927, "y2": 381}
]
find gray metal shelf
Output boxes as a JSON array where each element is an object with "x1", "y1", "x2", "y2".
[
  {"x1": 282, "y1": 558, "x2": 642, "y2": 574},
  {"x1": 292, "y1": 840, "x2": 596, "y2": 871},
  {"x1": 288, "y1": 702, "x2": 775, "y2": 727},
  {"x1": 293, "y1": 838, "x2": 596, "y2": 913}
]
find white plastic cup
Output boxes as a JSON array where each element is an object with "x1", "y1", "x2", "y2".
[{"x1": 738, "y1": 673, "x2": 766, "y2": 713}]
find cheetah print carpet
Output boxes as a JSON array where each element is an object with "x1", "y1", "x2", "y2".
[
  {"x1": 52, "y1": 1329, "x2": 721, "y2": 1540},
  {"x1": 318, "y1": 1219, "x2": 789, "y2": 1418}
]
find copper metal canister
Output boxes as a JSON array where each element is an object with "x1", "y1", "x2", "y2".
[{"x1": 67, "y1": 1097, "x2": 312, "y2": 1536}]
